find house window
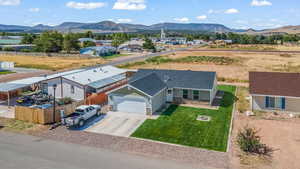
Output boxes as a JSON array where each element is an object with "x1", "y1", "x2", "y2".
[
  {"x1": 193, "y1": 90, "x2": 199, "y2": 100},
  {"x1": 183, "y1": 89, "x2": 188, "y2": 99},
  {"x1": 71, "y1": 85, "x2": 75, "y2": 94},
  {"x1": 266, "y1": 96, "x2": 285, "y2": 109},
  {"x1": 167, "y1": 89, "x2": 172, "y2": 94}
]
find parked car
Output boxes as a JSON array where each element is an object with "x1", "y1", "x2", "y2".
[
  {"x1": 16, "y1": 96, "x2": 34, "y2": 106},
  {"x1": 63, "y1": 105, "x2": 101, "y2": 127}
]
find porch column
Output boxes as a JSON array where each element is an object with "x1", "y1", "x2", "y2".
[{"x1": 7, "y1": 91, "x2": 10, "y2": 107}]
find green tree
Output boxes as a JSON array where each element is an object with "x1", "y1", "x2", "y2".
[
  {"x1": 112, "y1": 33, "x2": 129, "y2": 48},
  {"x1": 34, "y1": 31, "x2": 63, "y2": 53},
  {"x1": 21, "y1": 33, "x2": 36, "y2": 44},
  {"x1": 84, "y1": 31, "x2": 94, "y2": 38},
  {"x1": 143, "y1": 38, "x2": 156, "y2": 52},
  {"x1": 63, "y1": 33, "x2": 80, "y2": 53},
  {"x1": 82, "y1": 41, "x2": 96, "y2": 48}
]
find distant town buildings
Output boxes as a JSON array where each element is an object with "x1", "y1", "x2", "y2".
[{"x1": 80, "y1": 46, "x2": 117, "y2": 57}]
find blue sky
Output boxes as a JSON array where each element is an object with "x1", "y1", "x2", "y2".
[{"x1": 0, "y1": 0, "x2": 299, "y2": 29}]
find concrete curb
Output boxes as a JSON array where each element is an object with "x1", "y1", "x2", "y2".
[{"x1": 226, "y1": 86, "x2": 238, "y2": 152}]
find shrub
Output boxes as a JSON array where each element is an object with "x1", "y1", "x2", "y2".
[
  {"x1": 237, "y1": 126, "x2": 273, "y2": 156},
  {"x1": 3, "y1": 47, "x2": 15, "y2": 51},
  {"x1": 20, "y1": 48, "x2": 32, "y2": 53},
  {"x1": 58, "y1": 97, "x2": 73, "y2": 105}
]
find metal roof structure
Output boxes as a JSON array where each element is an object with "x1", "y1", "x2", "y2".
[
  {"x1": 0, "y1": 69, "x2": 84, "y2": 92},
  {"x1": 63, "y1": 66, "x2": 127, "y2": 86},
  {"x1": 87, "y1": 74, "x2": 126, "y2": 89},
  {"x1": 0, "y1": 83, "x2": 30, "y2": 92}
]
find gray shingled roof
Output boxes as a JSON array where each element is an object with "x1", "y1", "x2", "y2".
[
  {"x1": 129, "y1": 73, "x2": 167, "y2": 97},
  {"x1": 129, "y1": 69, "x2": 216, "y2": 90}
]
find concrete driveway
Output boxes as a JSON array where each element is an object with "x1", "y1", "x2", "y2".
[
  {"x1": 85, "y1": 112, "x2": 146, "y2": 137},
  {"x1": 0, "y1": 100, "x2": 15, "y2": 119}
]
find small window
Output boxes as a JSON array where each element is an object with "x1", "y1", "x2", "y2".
[
  {"x1": 167, "y1": 89, "x2": 172, "y2": 94},
  {"x1": 183, "y1": 89, "x2": 188, "y2": 99},
  {"x1": 266, "y1": 96, "x2": 285, "y2": 109},
  {"x1": 71, "y1": 85, "x2": 75, "y2": 94},
  {"x1": 193, "y1": 90, "x2": 199, "y2": 100}
]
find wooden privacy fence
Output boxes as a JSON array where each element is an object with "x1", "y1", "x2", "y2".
[{"x1": 15, "y1": 101, "x2": 84, "y2": 124}]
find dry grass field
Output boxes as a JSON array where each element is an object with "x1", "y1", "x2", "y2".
[
  {"x1": 124, "y1": 50, "x2": 300, "y2": 84},
  {"x1": 0, "y1": 54, "x2": 107, "y2": 71},
  {"x1": 203, "y1": 44, "x2": 300, "y2": 51}
]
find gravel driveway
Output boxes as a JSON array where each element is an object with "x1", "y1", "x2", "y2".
[{"x1": 32, "y1": 127, "x2": 229, "y2": 169}]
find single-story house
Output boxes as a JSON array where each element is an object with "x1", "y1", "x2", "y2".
[
  {"x1": 0, "y1": 61, "x2": 14, "y2": 71},
  {"x1": 42, "y1": 66, "x2": 130, "y2": 101},
  {"x1": 249, "y1": 72, "x2": 300, "y2": 113},
  {"x1": 80, "y1": 46, "x2": 117, "y2": 57},
  {"x1": 107, "y1": 69, "x2": 218, "y2": 115},
  {"x1": 118, "y1": 40, "x2": 144, "y2": 53}
]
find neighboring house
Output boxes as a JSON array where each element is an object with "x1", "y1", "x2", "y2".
[
  {"x1": 0, "y1": 36, "x2": 22, "y2": 45},
  {"x1": 0, "y1": 44, "x2": 34, "y2": 51},
  {"x1": 108, "y1": 69, "x2": 218, "y2": 115},
  {"x1": 80, "y1": 46, "x2": 117, "y2": 57},
  {"x1": 42, "y1": 66, "x2": 129, "y2": 101},
  {"x1": 118, "y1": 40, "x2": 144, "y2": 52},
  {"x1": 249, "y1": 72, "x2": 300, "y2": 113},
  {"x1": 0, "y1": 62, "x2": 14, "y2": 71}
]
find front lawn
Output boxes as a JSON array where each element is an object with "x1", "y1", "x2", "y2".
[
  {"x1": 131, "y1": 85, "x2": 236, "y2": 152},
  {"x1": 0, "y1": 70, "x2": 15, "y2": 75}
]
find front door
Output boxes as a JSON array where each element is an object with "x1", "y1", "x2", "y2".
[{"x1": 167, "y1": 89, "x2": 173, "y2": 102}]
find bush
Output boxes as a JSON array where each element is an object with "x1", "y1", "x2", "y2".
[
  {"x1": 58, "y1": 97, "x2": 73, "y2": 105},
  {"x1": 3, "y1": 47, "x2": 15, "y2": 51},
  {"x1": 237, "y1": 126, "x2": 273, "y2": 156},
  {"x1": 20, "y1": 48, "x2": 32, "y2": 53}
]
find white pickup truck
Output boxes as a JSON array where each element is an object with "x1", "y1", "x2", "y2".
[{"x1": 63, "y1": 105, "x2": 101, "y2": 127}]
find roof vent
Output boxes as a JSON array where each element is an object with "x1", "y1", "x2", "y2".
[
  {"x1": 164, "y1": 75, "x2": 170, "y2": 82},
  {"x1": 88, "y1": 78, "x2": 91, "y2": 82}
]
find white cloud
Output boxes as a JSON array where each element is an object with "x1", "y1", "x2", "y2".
[
  {"x1": 113, "y1": 0, "x2": 146, "y2": 10},
  {"x1": 29, "y1": 8, "x2": 40, "y2": 12},
  {"x1": 66, "y1": 1, "x2": 106, "y2": 10},
  {"x1": 224, "y1": 8, "x2": 239, "y2": 14},
  {"x1": 174, "y1": 17, "x2": 189, "y2": 23},
  {"x1": 196, "y1": 15, "x2": 207, "y2": 20},
  {"x1": 116, "y1": 18, "x2": 133, "y2": 23},
  {"x1": 0, "y1": 0, "x2": 20, "y2": 6},
  {"x1": 251, "y1": 0, "x2": 272, "y2": 6}
]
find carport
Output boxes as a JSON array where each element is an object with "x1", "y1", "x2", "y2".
[{"x1": 0, "y1": 77, "x2": 44, "y2": 106}]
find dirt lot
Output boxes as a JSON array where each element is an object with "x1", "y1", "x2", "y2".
[
  {"x1": 126, "y1": 50, "x2": 300, "y2": 83},
  {"x1": 230, "y1": 87, "x2": 300, "y2": 169}
]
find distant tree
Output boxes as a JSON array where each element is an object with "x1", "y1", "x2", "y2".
[
  {"x1": 63, "y1": 33, "x2": 80, "y2": 53},
  {"x1": 84, "y1": 31, "x2": 94, "y2": 38},
  {"x1": 82, "y1": 41, "x2": 96, "y2": 48},
  {"x1": 143, "y1": 38, "x2": 156, "y2": 52},
  {"x1": 21, "y1": 33, "x2": 36, "y2": 44},
  {"x1": 34, "y1": 31, "x2": 63, "y2": 53},
  {"x1": 112, "y1": 33, "x2": 129, "y2": 48}
]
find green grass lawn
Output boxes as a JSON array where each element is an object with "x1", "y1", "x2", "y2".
[
  {"x1": 131, "y1": 85, "x2": 236, "y2": 152},
  {"x1": 0, "y1": 70, "x2": 15, "y2": 75},
  {"x1": 102, "y1": 54, "x2": 129, "y2": 59}
]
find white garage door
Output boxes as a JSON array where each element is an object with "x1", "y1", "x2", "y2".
[{"x1": 113, "y1": 96, "x2": 147, "y2": 115}]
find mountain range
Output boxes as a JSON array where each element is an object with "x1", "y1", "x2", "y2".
[{"x1": 0, "y1": 21, "x2": 299, "y2": 35}]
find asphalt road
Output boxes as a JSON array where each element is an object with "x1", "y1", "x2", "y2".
[
  {"x1": 88, "y1": 48, "x2": 189, "y2": 69},
  {"x1": 0, "y1": 131, "x2": 200, "y2": 169}
]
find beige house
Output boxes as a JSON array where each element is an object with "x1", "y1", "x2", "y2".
[{"x1": 249, "y1": 72, "x2": 300, "y2": 113}]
